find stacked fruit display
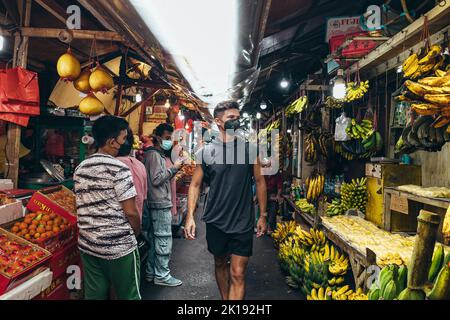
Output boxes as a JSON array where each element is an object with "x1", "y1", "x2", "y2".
[
  {"x1": 0, "y1": 234, "x2": 49, "y2": 276},
  {"x1": 277, "y1": 225, "x2": 366, "y2": 300},
  {"x1": 368, "y1": 245, "x2": 450, "y2": 300},
  {"x1": 340, "y1": 178, "x2": 368, "y2": 214},
  {"x1": 345, "y1": 81, "x2": 370, "y2": 102},
  {"x1": 45, "y1": 189, "x2": 76, "y2": 214},
  {"x1": 9, "y1": 212, "x2": 70, "y2": 243},
  {"x1": 286, "y1": 96, "x2": 308, "y2": 117},
  {"x1": 305, "y1": 173, "x2": 325, "y2": 203}
]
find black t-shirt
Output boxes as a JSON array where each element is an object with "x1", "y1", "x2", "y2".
[{"x1": 198, "y1": 137, "x2": 257, "y2": 234}]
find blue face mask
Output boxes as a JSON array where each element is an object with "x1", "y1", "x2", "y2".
[{"x1": 161, "y1": 139, "x2": 173, "y2": 151}]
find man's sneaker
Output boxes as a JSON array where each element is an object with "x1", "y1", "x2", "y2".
[
  {"x1": 154, "y1": 276, "x2": 183, "y2": 287},
  {"x1": 145, "y1": 277, "x2": 154, "y2": 283}
]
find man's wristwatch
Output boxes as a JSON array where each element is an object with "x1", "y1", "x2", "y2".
[{"x1": 260, "y1": 212, "x2": 268, "y2": 218}]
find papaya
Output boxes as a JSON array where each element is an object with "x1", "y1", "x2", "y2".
[
  {"x1": 427, "y1": 264, "x2": 450, "y2": 300},
  {"x1": 398, "y1": 288, "x2": 426, "y2": 300},
  {"x1": 382, "y1": 280, "x2": 397, "y2": 300},
  {"x1": 428, "y1": 245, "x2": 444, "y2": 283}
]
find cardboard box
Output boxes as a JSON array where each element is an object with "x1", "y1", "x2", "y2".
[
  {"x1": 49, "y1": 240, "x2": 80, "y2": 279},
  {"x1": 33, "y1": 273, "x2": 70, "y2": 300},
  {"x1": 0, "y1": 200, "x2": 23, "y2": 225},
  {"x1": 0, "y1": 179, "x2": 14, "y2": 191},
  {"x1": 0, "y1": 229, "x2": 52, "y2": 295},
  {"x1": 0, "y1": 268, "x2": 52, "y2": 300},
  {"x1": 26, "y1": 185, "x2": 77, "y2": 224}
]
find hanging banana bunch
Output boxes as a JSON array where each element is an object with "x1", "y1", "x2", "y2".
[
  {"x1": 345, "y1": 81, "x2": 370, "y2": 102},
  {"x1": 305, "y1": 172, "x2": 325, "y2": 203},
  {"x1": 286, "y1": 96, "x2": 308, "y2": 117}
]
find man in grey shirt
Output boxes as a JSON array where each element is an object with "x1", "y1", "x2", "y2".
[{"x1": 144, "y1": 123, "x2": 184, "y2": 287}]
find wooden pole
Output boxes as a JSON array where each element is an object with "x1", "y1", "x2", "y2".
[{"x1": 6, "y1": 0, "x2": 31, "y2": 188}]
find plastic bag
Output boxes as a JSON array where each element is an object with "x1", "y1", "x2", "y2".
[
  {"x1": 335, "y1": 112, "x2": 351, "y2": 141},
  {"x1": 0, "y1": 67, "x2": 40, "y2": 104}
]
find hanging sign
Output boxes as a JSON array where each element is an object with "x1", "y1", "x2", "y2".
[
  {"x1": 326, "y1": 16, "x2": 362, "y2": 42},
  {"x1": 390, "y1": 194, "x2": 409, "y2": 215}
]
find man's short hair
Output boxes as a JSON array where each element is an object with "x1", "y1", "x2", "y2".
[
  {"x1": 213, "y1": 100, "x2": 240, "y2": 119},
  {"x1": 154, "y1": 123, "x2": 174, "y2": 137},
  {"x1": 92, "y1": 115, "x2": 129, "y2": 148}
]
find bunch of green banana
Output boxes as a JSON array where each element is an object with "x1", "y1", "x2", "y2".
[
  {"x1": 326, "y1": 199, "x2": 346, "y2": 217},
  {"x1": 304, "y1": 133, "x2": 319, "y2": 164},
  {"x1": 361, "y1": 131, "x2": 383, "y2": 153},
  {"x1": 346, "y1": 119, "x2": 374, "y2": 140},
  {"x1": 305, "y1": 173, "x2": 324, "y2": 203},
  {"x1": 340, "y1": 178, "x2": 368, "y2": 214},
  {"x1": 325, "y1": 96, "x2": 345, "y2": 109},
  {"x1": 295, "y1": 199, "x2": 316, "y2": 215},
  {"x1": 272, "y1": 221, "x2": 297, "y2": 244},
  {"x1": 368, "y1": 264, "x2": 408, "y2": 300},
  {"x1": 286, "y1": 96, "x2": 308, "y2": 117},
  {"x1": 345, "y1": 81, "x2": 370, "y2": 102}
]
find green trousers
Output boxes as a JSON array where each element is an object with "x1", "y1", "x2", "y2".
[{"x1": 80, "y1": 249, "x2": 142, "y2": 300}]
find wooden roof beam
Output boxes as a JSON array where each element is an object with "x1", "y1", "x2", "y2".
[{"x1": 0, "y1": 27, "x2": 124, "y2": 41}]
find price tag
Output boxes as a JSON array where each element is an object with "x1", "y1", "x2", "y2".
[{"x1": 390, "y1": 194, "x2": 409, "y2": 215}]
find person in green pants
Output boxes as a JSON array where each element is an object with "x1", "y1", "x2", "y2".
[{"x1": 74, "y1": 116, "x2": 142, "y2": 300}]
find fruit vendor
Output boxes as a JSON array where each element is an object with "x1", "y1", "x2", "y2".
[
  {"x1": 73, "y1": 116, "x2": 142, "y2": 300},
  {"x1": 185, "y1": 100, "x2": 268, "y2": 300},
  {"x1": 143, "y1": 123, "x2": 185, "y2": 287}
]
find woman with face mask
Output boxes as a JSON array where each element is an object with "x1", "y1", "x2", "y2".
[{"x1": 142, "y1": 123, "x2": 185, "y2": 287}]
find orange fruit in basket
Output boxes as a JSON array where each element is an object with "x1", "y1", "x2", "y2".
[
  {"x1": 28, "y1": 213, "x2": 36, "y2": 219},
  {"x1": 52, "y1": 226, "x2": 61, "y2": 233},
  {"x1": 46, "y1": 231, "x2": 53, "y2": 237},
  {"x1": 12, "y1": 226, "x2": 19, "y2": 233},
  {"x1": 46, "y1": 220, "x2": 54, "y2": 226},
  {"x1": 54, "y1": 217, "x2": 62, "y2": 225},
  {"x1": 19, "y1": 223, "x2": 28, "y2": 230},
  {"x1": 31, "y1": 220, "x2": 39, "y2": 226},
  {"x1": 49, "y1": 213, "x2": 56, "y2": 220},
  {"x1": 29, "y1": 230, "x2": 36, "y2": 237},
  {"x1": 24, "y1": 234, "x2": 31, "y2": 240},
  {"x1": 24, "y1": 218, "x2": 32, "y2": 225},
  {"x1": 40, "y1": 233, "x2": 48, "y2": 240},
  {"x1": 45, "y1": 225, "x2": 52, "y2": 232},
  {"x1": 29, "y1": 224, "x2": 36, "y2": 231},
  {"x1": 34, "y1": 233, "x2": 40, "y2": 239},
  {"x1": 60, "y1": 225, "x2": 66, "y2": 231},
  {"x1": 37, "y1": 227, "x2": 46, "y2": 234},
  {"x1": 42, "y1": 215, "x2": 50, "y2": 222},
  {"x1": 14, "y1": 222, "x2": 21, "y2": 227}
]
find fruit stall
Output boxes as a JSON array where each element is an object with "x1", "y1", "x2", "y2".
[{"x1": 264, "y1": 3, "x2": 450, "y2": 300}]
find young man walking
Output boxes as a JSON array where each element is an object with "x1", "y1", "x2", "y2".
[
  {"x1": 185, "y1": 101, "x2": 268, "y2": 300},
  {"x1": 74, "y1": 116, "x2": 142, "y2": 300},
  {"x1": 144, "y1": 123, "x2": 184, "y2": 287}
]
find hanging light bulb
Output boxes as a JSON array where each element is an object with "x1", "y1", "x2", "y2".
[
  {"x1": 332, "y1": 69, "x2": 346, "y2": 99},
  {"x1": 165, "y1": 99, "x2": 171, "y2": 108},
  {"x1": 260, "y1": 101, "x2": 267, "y2": 110},
  {"x1": 136, "y1": 94, "x2": 142, "y2": 103},
  {"x1": 280, "y1": 78, "x2": 290, "y2": 89},
  {"x1": 256, "y1": 112, "x2": 261, "y2": 120},
  {"x1": 0, "y1": 36, "x2": 4, "y2": 51},
  {"x1": 178, "y1": 110, "x2": 185, "y2": 121},
  {"x1": 397, "y1": 65, "x2": 403, "y2": 74}
]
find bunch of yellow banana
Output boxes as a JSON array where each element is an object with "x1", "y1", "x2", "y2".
[
  {"x1": 347, "y1": 288, "x2": 368, "y2": 300},
  {"x1": 305, "y1": 173, "x2": 325, "y2": 203},
  {"x1": 295, "y1": 199, "x2": 316, "y2": 215},
  {"x1": 272, "y1": 221, "x2": 297, "y2": 244},
  {"x1": 331, "y1": 285, "x2": 353, "y2": 300},
  {"x1": 325, "y1": 96, "x2": 345, "y2": 109},
  {"x1": 304, "y1": 133, "x2": 319, "y2": 164},
  {"x1": 345, "y1": 81, "x2": 369, "y2": 102},
  {"x1": 403, "y1": 45, "x2": 444, "y2": 79},
  {"x1": 310, "y1": 228, "x2": 327, "y2": 251},
  {"x1": 286, "y1": 96, "x2": 308, "y2": 117},
  {"x1": 294, "y1": 227, "x2": 314, "y2": 247},
  {"x1": 307, "y1": 287, "x2": 333, "y2": 301},
  {"x1": 328, "y1": 276, "x2": 345, "y2": 286},
  {"x1": 329, "y1": 251, "x2": 349, "y2": 276}
]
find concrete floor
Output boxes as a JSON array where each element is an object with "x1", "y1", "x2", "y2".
[{"x1": 141, "y1": 203, "x2": 304, "y2": 300}]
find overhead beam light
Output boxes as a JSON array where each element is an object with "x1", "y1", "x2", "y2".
[
  {"x1": 256, "y1": 112, "x2": 261, "y2": 120},
  {"x1": 130, "y1": 0, "x2": 239, "y2": 106},
  {"x1": 165, "y1": 99, "x2": 171, "y2": 108},
  {"x1": 260, "y1": 101, "x2": 267, "y2": 110},
  {"x1": 280, "y1": 79, "x2": 290, "y2": 89},
  {"x1": 135, "y1": 94, "x2": 142, "y2": 103}
]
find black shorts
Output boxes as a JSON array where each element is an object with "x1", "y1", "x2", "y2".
[{"x1": 206, "y1": 224, "x2": 254, "y2": 258}]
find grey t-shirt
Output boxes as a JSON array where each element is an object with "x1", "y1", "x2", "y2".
[{"x1": 198, "y1": 137, "x2": 257, "y2": 234}]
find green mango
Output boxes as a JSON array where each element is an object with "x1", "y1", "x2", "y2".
[
  {"x1": 398, "y1": 288, "x2": 426, "y2": 300},
  {"x1": 383, "y1": 280, "x2": 398, "y2": 300}
]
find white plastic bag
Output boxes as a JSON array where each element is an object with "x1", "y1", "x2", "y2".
[{"x1": 335, "y1": 112, "x2": 351, "y2": 141}]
